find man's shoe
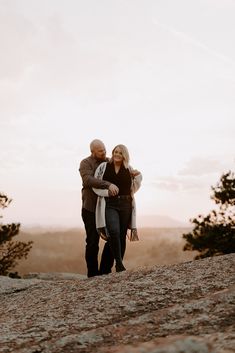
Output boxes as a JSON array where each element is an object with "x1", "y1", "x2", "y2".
[
  {"x1": 115, "y1": 263, "x2": 126, "y2": 272},
  {"x1": 99, "y1": 269, "x2": 112, "y2": 275}
]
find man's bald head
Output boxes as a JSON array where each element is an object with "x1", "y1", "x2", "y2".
[{"x1": 90, "y1": 139, "x2": 106, "y2": 161}]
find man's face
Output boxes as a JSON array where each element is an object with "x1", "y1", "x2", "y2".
[{"x1": 93, "y1": 144, "x2": 106, "y2": 161}]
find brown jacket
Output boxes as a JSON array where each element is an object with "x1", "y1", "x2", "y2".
[{"x1": 79, "y1": 156, "x2": 110, "y2": 212}]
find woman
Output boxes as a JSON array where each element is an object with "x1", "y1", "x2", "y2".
[{"x1": 93, "y1": 144, "x2": 142, "y2": 272}]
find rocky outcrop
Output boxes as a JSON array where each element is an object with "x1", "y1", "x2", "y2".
[
  {"x1": 23, "y1": 272, "x2": 87, "y2": 281},
  {"x1": 0, "y1": 254, "x2": 234, "y2": 353}
]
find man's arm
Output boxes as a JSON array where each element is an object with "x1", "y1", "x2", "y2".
[{"x1": 79, "y1": 159, "x2": 111, "y2": 189}]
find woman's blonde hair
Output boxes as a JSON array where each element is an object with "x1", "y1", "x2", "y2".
[{"x1": 110, "y1": 144, "x2": 130, "y2": 169}]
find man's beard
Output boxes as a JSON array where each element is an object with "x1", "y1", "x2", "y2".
[{"x1": 96, "y1": 155, "x2": 106, "y2": 161}]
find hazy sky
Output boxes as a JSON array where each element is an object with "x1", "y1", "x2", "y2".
[{"x1": 1, "y1": 0, "x2": 235, "y2": 227}]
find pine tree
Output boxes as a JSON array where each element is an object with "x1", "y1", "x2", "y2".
[
  {"x1": 183, "y1": 171, "x2": 235, "y2": 259},
  {"x1": 0, "y1": 193, "x2": 33, "y2": 276}
]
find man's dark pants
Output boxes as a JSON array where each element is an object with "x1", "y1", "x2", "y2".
[{"x1": 82, "y1": 208, "x2": 114, "y2": 277}]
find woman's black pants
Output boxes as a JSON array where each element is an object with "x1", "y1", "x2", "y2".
[{"x1": 105, "y1": 197, "x2": 132, "y2": 267}]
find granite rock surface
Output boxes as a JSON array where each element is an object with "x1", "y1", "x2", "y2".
[{"x1": 0, "y1": 254, "x2": 234, "y2": 353}]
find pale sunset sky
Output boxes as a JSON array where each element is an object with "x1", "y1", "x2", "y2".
[{"x1": 1, "y1": 0, "x2": 235, "y2": 228}]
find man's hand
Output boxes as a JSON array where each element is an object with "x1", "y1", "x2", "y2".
[{"x1": 108, "y1": 184, "x2": 119, "y2": 196}]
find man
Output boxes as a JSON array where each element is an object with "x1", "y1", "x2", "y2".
[{"x1": 79, "y1": 139, "x2": 119, "y2": 277}]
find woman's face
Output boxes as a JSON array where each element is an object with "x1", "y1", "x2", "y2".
[{"x1": 113, "y1": 147, "x2": 124, "y2": 163}]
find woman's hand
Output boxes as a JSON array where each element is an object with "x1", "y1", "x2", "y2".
[{"x1": 130, "y1": 169, "x2": 141, "y2": 177}]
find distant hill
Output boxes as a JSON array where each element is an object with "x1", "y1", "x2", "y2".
[
  {"x1": 21, "y1": 214, "x2": 190, "y2": 232},
  {"x1": 138, "y1": 214, "x2": 190, "y2": 228}
]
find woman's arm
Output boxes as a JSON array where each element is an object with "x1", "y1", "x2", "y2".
[
  {"x1": 132, "y1": 173, "x2": 142, "y2": 193},
  {"x1": 129, "y1": 166, "x2": 142, "y2": 193}
]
